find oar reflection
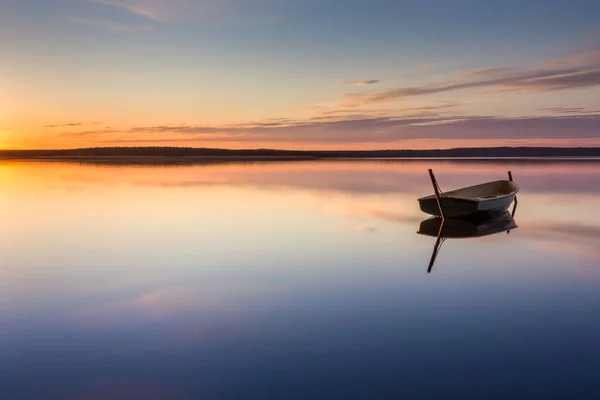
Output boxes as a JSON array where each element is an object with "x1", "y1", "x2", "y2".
[{"x1": 418, "y1": 201, "x2": 518, "y2": 273}]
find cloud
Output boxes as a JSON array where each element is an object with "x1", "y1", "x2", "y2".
[
  {"x1": 340, "y1": 48, "x2": 600, "y2": 107},
  {"x1": 44, "y1": 123, "x2": 84, "y2": 128},
  {"x1": 343, "y1": 65, "x2": 600, "y2": 106},
  {"x1": 311, "y1": 103, "x2": 458, "y2": 120},
  {"x1": 450, "y1": 66, "x2": 512, "y2": 80},
  {"x1": 582, "y1": 29, "x2": 600, "y2": 40},
  {"x1": 62, "y1": 112, "x2": 600, "y2": 146},
  {"x1": 400, "y1": 103, "x2": 460, "y2": 113},
  {"x1": 340, "y1": 80, "x2": 380, "y2": 86},
  {"x1": 540, "y1": 107, "x2": 600, "y2": 115},
  {"x1": 61, "y1": 127, "x2": 119, "y2": 136},
  {"x1": 546, "y1": 47, "x2": 600, "y2": 67},
  {"x1": 498, "y1": 69, "x2": 600, "y2": 91}
]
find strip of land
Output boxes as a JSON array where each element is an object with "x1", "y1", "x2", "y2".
[{"x1": 1, "y1": 146, "x2": 600, "y2": 164}]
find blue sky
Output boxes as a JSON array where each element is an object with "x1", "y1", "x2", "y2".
[{"x1": 2, "y1": 0, "x2": 600, "y2": 149}]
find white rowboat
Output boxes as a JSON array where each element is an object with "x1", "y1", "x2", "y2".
[{"x1": 418, "y1": 172, "x2": 519, "y2": 218}]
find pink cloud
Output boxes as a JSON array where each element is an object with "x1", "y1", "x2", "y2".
[
  {"x1": 450, "y1": 66, "x2": 512, "y2": 80},
  {"x1": 545, "y1": 46, "x2": 600, "y2": 67},
  {"x1": 340, "y1": 80, "x2": 380, "y2": 86},
  {"x1": 342, "y1": 66, "x2": 600, "y2": 106}
]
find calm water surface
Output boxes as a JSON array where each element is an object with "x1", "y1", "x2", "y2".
[{"x1": 1, "y1": 160, "x2": 600, "y2": 399}]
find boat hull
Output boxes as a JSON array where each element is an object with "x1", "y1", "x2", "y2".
[
  {"x1": 418, "y1": 179, "x2": 519, "y2": 218},
  {"x1": 418, "y1": 193, "x2": 516, "y2": 218}
]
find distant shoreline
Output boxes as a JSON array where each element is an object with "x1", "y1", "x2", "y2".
[
  {"x1": 2, "y1": 146, "x2": 600, "y2": 164},
  {"x1": 0, "y1": 155, "x2": 317, "y2": 162},
  {"x1": 3, "y1": 155, "x2": 600, "y2": 166}
]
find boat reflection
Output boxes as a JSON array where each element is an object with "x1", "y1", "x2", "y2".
[{"x1": 418, "y1": 202, "x2": 518, "y2": 273}]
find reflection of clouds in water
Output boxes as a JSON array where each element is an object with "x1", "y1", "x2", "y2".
[
  {"x1": 72, "y1": 284, "x2": 285, "y2": 327},
  {"x1": 64, "y1": 283, "x2": 295, "y2": 356},
  {"x1": 347, "y1": 226, "x2": 378, "y2": 234},
  {"x1": 359, "y1": 209, "x2": 424, "y2": 225},
  {"x1": 146, "y1": 164, "x2": 600, "y2": 196},
  {"x1": 532, "y1": 222, "x2": 600, "y2": 239},
  {"x1": 343, "y1": 207, "x2": 424, "y2": 235},
  {"x1": 4, "y1": 160, "x2": 600, "y2": 400},
  {"x1": 103, "y1": 162, "x2": 600, "y2": 196},
  {"x1": 55, "y1": 381, "x2": 182, "y2": 400},
  {"x1": 520, "y1": 220, "x2": 600, "y2": 262},
  {"x1": 8, "y1": 160, "x2": 600, "y2": 196}
]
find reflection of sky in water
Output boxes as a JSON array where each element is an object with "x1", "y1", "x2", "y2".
[{"x1": 1, "y1": 160, "x2": 600, "y2": 399}]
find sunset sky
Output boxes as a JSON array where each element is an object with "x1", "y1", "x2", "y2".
[{"x1": 2, "y1": 0, "x2": 600, "y2": 149}]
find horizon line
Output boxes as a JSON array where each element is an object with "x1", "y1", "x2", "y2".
[{"x1": 3, "y1": 145, "x2": 600, "y2": 152}]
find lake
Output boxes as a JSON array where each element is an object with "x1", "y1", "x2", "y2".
[{"x1": 2, "y1": 159, "x2": 600, "y2": 399}]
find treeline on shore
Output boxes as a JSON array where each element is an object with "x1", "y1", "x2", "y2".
[{"x1": 1, "y1": 146, "x2": 600, "y2": 158}]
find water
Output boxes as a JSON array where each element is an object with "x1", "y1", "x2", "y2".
[{"x1": 1, "y1": 159, "x2": 600, "y2": 399}]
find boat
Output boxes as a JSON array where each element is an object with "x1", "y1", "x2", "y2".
[
  {"x1": 418, "y1": 170, "x2": 519, "y2": 218},
  {"x1": 417, "y1": 210, "x2": 518, "y2": 273},
  {"x1": 417, "y1": 211, "x2": 517, "y2": 239}
]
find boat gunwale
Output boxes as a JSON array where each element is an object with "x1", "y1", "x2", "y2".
[{"x1": 417, "y1": 179, "x2": 519, "y2": 203}]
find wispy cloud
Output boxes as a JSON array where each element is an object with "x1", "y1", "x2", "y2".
[
  {"x1": 337, "y1": 49, "x2": 600, "y2": 107},
  {"x1": 582, "y1": 29, "x2": 600, "y2": 40},
  {"x1": 340, "y1": 80, "x2": 380, "y2": 86},
  {"x1": 400, "y1": 103, "x2": 460, "y2": 114},
  {"x1": 62, "y1": 112, "x2": 600, "y2": 145},
  {"x1": 498, "y1": 69, "x2": 600, "y2": 92},
  {"x1": 343, "y1": 65, "x2": 600, "y2": 106},
  {"x1": 540, "y1": 107, "x2": 600, "y2": 115},
  {"x1": 44, "y1": 122, "x2": 84, "y2": 128},
  {"x1": 450, "y1": 66, "x2": 512, "y2": 80},
  {"x1": 547, "y1": 47, "x2": 600, "y2": 66}
]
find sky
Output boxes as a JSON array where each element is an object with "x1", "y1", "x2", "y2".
[{"x1": 2, "y1": 0, "x2": 600, "y2": 149}]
